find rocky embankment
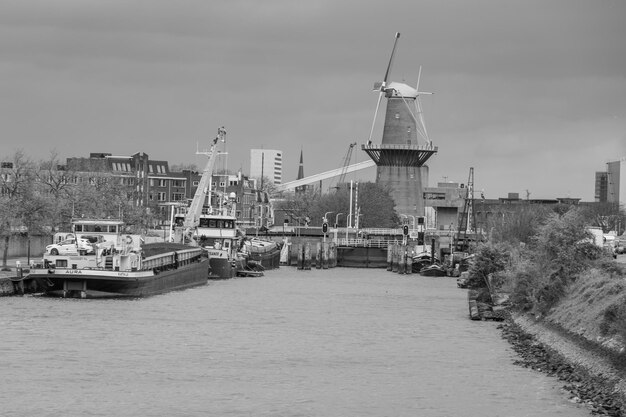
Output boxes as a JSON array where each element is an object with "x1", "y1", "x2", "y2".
[{"x1": 500, "y1": 313, "x2": 626, "y2": 416}]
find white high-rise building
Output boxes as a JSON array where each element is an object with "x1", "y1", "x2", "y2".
[
  {"x1": 250, "y1": 149, "x2": 283, "y2": 185},
  {"x1": 607, "y1": 157, "x2": 626, "y2": 208}
]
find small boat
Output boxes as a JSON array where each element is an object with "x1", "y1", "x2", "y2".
[
  {"x1": 419, "y1": 263, "x2": 446, "y2": 277},
  {"x1": 29, "y1": 242, "x2": 209, "y2": 298},
  {"x1": 412, "y1": 251, "x2": 440, "y2": 273},
  {"x1": 240, "y1": 237, "x2": 281, "y2": 270}
]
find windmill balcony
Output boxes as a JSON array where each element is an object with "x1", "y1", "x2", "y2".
[{"x1": 362, "y1": 143, "x2": 438, "y2": 167}]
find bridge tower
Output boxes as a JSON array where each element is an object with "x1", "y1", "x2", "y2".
[{"x1": 362, "y1": 33, "x2": 438, "y2": 217}]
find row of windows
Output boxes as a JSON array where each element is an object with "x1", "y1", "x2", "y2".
[
  {"x1": 112, "y1": 162, "x2": 132, "y2": 172},
  {"x1": 112, "y1": 162, "x2": 169, "y2": 175},
  {"x1": 149, "y1": 165, "x2": 167, "y2": 174},
  {"x1": 147, "y1": 192, "x2": 186, "y2": 202},
  {"x1": 148, "y1": 179, "x2": 186, "y2": 188}
]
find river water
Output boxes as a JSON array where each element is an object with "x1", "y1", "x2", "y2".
[{"x1": 1, "y1": 268, "x2": 591, "y2": 417}]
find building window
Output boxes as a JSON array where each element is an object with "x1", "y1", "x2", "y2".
[
  {"x1": 157, "y1": 192, "x2": 166, "y2": 201},
  {"x1": 172, "y1": 193, "x2": 184, "y2": 201},
  {"x1": 424, "y1": 192, "x2": 445, "y2": 200}
]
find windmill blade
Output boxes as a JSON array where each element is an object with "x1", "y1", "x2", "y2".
[
  {"x1": 382, "y1": 32, "x2": 400, "y2": 88},
  {"x1": 368, "y1": 91, "x2": 384, "y2": 142},
  {"x1": 416, "y1": 65, "x2": 422, "y2": 91},
  {"x1": 369, "y1": 33, "x2": 401, "y2": 143}
]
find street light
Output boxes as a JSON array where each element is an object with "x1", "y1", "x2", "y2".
[
  {"x1": 334, "y1": 213, "x2": 343, "y2": 243},
  {"x1": 324, "y1": 211, "x2": 334, "y2": 223},
  {"x1": 334, "y1": 213, "x2": 343, "y2": 228}
]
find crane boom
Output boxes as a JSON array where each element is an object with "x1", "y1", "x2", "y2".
[
  {"x1": 183, "y1": 127, "x2": 226, "y2": 231},
  {"x1": 338, "y1": 142, "x2": 357, "y2": 185}
]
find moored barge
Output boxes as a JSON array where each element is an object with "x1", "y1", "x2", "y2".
[{"x1": 28, "y1": 242, "x2": 210, "y2": 298}]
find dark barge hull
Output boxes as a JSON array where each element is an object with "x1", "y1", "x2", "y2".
[
  {"x1": 208, "y1": 258, "x2": 236, "y2": 280},
  {"x1": 336, "y1": 246, "x2": 388, "y2": 268},
  {"x1": 30, "y1": 258, "x2": 210, "y2": 298}
]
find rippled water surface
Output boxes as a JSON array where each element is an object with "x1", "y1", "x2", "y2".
[{"x1": 1, "y1": 268, "x2": 591, "y2": 416}]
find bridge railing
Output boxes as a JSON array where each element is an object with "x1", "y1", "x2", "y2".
[{"x1": 337, "y1": 238, "x2": 404, "y2": 248}]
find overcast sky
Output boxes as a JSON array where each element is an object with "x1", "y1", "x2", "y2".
[{"x1": 2, "y1": 0, "x2": 625, "y2": 201}]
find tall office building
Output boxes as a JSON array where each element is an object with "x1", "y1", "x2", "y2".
[
  {"x1": 250, "y1": 149, "x2": 283, "y2": 185},
  {"x1": 607, "y1": 157, "x2": 626, "y2": 208},
  {"x1": 595, "y1": 171, "x2": 608, "y2": 202}
]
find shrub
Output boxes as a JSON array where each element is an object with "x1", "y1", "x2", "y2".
[
  {"x1": 467, "y1": 242, "x2": 510, "y2": 289},
  {"x1": 599, "y1": 299, "x2": 626, "y2": 344},
  {"x1": 506, "y1": 260, "x2": 544, "y2": 312}
]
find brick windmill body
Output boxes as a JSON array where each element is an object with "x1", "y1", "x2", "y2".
[{"x1": 362, "y1": 33, "x2": 437, "y2": 218}]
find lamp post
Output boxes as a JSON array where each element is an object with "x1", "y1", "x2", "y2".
[
  {"x1": 334, "y1": 213, "x2": 343, "y2": 228},
  {"x1": 324, "y1": 211, "x2": 334, "y2": 224},
  {"x1": 334, "y1": 213, "x2": 343, "y2": 243}
]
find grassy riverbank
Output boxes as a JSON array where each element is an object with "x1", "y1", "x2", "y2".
[
  {"x1": 468, "y1": 207, "x2": 626, "y2": 415},
  {"x1": 492, "y1": 254, "x2": 626, "y2": 415}
]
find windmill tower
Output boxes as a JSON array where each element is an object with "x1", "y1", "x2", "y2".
[{"x1": 362, "y1": 33, "x2": 438, "y2": 217}]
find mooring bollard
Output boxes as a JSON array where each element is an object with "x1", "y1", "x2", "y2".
[{"x1": 15, "y1": 261, "x2": 24, "y2": 296}]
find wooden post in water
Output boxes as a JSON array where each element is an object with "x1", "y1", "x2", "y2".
[
  {"x1": 387, "y1": 243, "x2": 393, "y2": 271},
  {"x1": 391, "y1": 244, "x2": 399, "y2": 273},
  {"x1": 322, "y1": 242, "x2": 329, "y2": 269},
  {"x1": 297, "y1": 243, "x2": 303, "y2": 270},
  {"x1": 316, "y1": 242, "x2": 322, "y2": 269},
  {"x1": 406, "y1": 246, "x2": 413, "y2": 274},
  {"x1": 329, "y1": 242, "x2": 336, "y2": 268},
  {"x1": 398, "y1": 245, "x2": 406, "y2": 274},
  {"x1": 304, "y1": 242, "x2": 312, "y2": 270}
]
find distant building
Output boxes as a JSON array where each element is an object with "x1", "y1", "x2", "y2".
[
  {"x1": 595, "y1": 171, "x2": 609, "y2": 203},
  {"x1": 65, "y1": 152, "x2": 271, "y2": 227},
  {"x1": 66, "y1": 152, "x2": 180, "y2": 209},
  {"x1": 250, "y1": 149, "x2": 282, "y2": 186},
  {"x1": 423, "y1": 180, "x2": 584, "y2": 232},
  {"x1": 607, "y1": 157, "x2": 626, "y2": 208}
]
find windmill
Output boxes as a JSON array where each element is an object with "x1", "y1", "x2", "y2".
[
  {"x1": 368, "y1": 33, "x2": 433, "y2": 148},
  {"x1": 362, "y1": 32, "x2": 438, "y2": 217}
]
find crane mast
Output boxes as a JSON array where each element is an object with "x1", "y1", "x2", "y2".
[
  {"x1": 183, "y1": 127, "x2": 226, "y2": 233},
  {"x1": 454, "y1": 167, "x2": 476, "y2": 252}
]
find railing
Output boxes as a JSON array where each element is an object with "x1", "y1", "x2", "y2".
[
  {"x1": 362, "y1": 143, "x2": 437, "y2": 151},
  {"x1": 337, "y1": 238, "x2": 405, "y2": 248}
]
